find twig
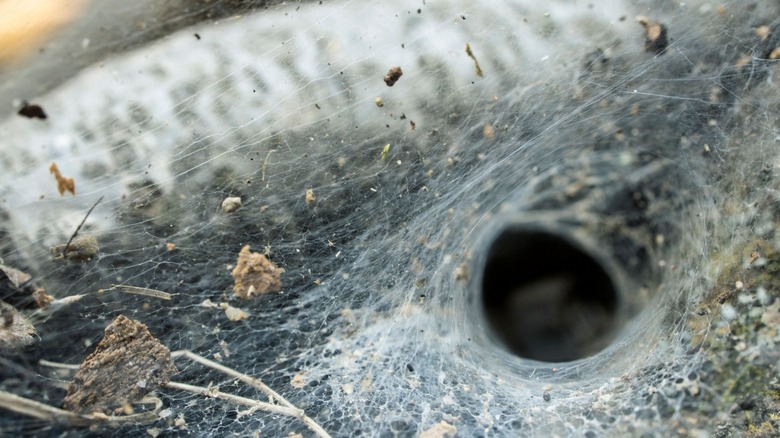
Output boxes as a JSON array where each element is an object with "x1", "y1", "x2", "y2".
[
  {"x1": 0, "y1": 390, "x2": 161, "y2": 426},
  {"x1": 39, "y1": 359, "x2": 80, "y2": 370},
  {"x1": 28, "y1": 351, "x2": 333, "y2": 437},
  {"x1": 171, "y1": 350, "x2": 288, "y2": 407},
  {"x1": 171, "y1": 350, "x2": 331, "y2": 438},
  {"x1": 62, "y1": 196, "x2": 103, "y2": 257},
  {"x1": 164, "y1": 381, "x2": 302, "y2": 418},
  {"x1": 101, "y1": 284, "x2": 172, "y2": 300}
]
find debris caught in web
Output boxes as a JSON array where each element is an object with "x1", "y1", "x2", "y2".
[
  {"x1": 17, "y1": 101, "x2": 47, "y2": 120},
  {"x1": 221, "y1": 196, "x2": 242, "y2": 213},
  {"x1": 305, "y1": 188, "x2": 317, "y2": 205},
  {"x1": 383, "y1": 66, "x2": 403, "y2": 86},
  {"x1": 636, "y1": 16, "x2": 668, "y2": 54},
  {"x1": 0, "y1": 301, "x2": 37, "y2": 349},
  {"x1": 0, "y1": 262, "x2": 31, "y2": 288},
  {"x1": 63, "y1": 315, "x2": 178, "y2": 414},
  {"x1": 231, "y1": 245, "x2": 285, "y2": 299},
  {"x1": 419, "y1": 420, "x2": 457, "y2": 438},
  {"x1": 50, "y1": 234, "x2": 98, "y2": 261},
  {"x1": 49, "y1": 162, "x2": 75, "y2": 195},
  {"x1": 465, "y1": 43, "x2": 483, "y2": 77}
]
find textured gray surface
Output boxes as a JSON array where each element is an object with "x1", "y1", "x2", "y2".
[{"x1": 1, "y1": 0, "x2": 779, "y2": 436}]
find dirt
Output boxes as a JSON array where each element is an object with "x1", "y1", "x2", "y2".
[
  {"x1": 231, "y1": 245, "x2": 285, "y2": 299},
  {"x1": 383, "y1": 66, "x2": 403, "y2": 86},
  {"x1": 17, "y1": 101, "x2": 47, "y2": 119}
]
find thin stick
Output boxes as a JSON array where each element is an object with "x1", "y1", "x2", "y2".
[
  {"x1": 39, "y1": 359, "x2": 80, "y2": 370},
  {"x1": 172, "y1": 350, "x2": 289, "y2": 407},
  {"x1": 171, "y1": 350, "x2": 332, "y2": 438},
  {"x1": 62, "y1": 196, "x2": 103, "y2": 257},
  {"x1": 0, "y1": 390, "x2": 161, "y2": 426},
  {"x1": 261, "y1": 149, "x2": 275, "y2": 182},
  {"x1": 165, "y1": 381, "x2": 302, "y2": 418},
  {"x1": 102, "y1": 284, "x2": 172, "y2": 300},
  {"x1": 32, "y1": 351, "x2": 332, "y2": 437}
]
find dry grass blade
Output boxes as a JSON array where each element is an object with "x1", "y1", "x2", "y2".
[
  {"x1": 171, "y1": 350, "x2": 332, "y2": 438},
  {"x1": 0, "y1": 390, "x2": 161, "y2": 426},
  {"x1": 102, "y1": 284, "x2": 172, "y2": 300}
]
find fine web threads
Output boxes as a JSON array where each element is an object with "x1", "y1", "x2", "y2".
[{"x1": 1, "y1": 1, "x2": 779, "y2": 436}]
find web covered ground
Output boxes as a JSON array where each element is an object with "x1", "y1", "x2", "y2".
[{"x1": 1, "y1": 0, "x2": 779, "y2": 436}]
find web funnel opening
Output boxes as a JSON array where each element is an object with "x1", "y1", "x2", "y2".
[{"x1": 480, "y1": 227, "x2": 620, "y2": 362}]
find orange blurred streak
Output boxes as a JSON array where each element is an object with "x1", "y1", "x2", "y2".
[{"x1": 0, "y1": 0, "x2": 87, "y2": 66}]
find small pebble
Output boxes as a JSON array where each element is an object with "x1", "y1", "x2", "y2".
[{"x1": 543, "y1": 391, "x2": 551, "y2": 402}]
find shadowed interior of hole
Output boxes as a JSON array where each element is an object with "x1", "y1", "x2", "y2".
[{"x1": 481, "y1": 227, "x2": 621, "y2": 362}]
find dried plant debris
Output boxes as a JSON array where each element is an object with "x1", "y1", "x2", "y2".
[
  {"x1": 17, "y1": 101, "x2": 47, "y2": 119},
  {"x1": 63, "y1": 315, "x2": 177, "y2": 414},
  {"x1": 231, "y1": 245, "x2": 285, "y2": 299},
  {"x1": 32, "y1": 288, "x2": 54, "y2": 308},
  {"x1": 636, "y1": 16, "x2": 668, "y2": 54},
  {"x1": 0, "y1": 262, "x2": 31, "y2": 288},
  {"x1": 0, "y1": 261, "x2": 53, "y2": 309},
  {"x1": 49, "y1": 162, "x2": 75, "y2": 196},
  {"x1": 383, "y1": 66, "x2": 403, "y2": 86},
  {"x1": 100, "y1": 284, "x2": 172, "y2": 300},
  {"x1": 200, "y1": 299, "x2": 249, "y2": 320},
  {"x1": 0, "y1": 301, "x2": 37, "y2": 349},
  {"x1": 50, "y1": 234, "x2": 98, "y2": 261},
  {"x1": 465, "y1": 43, "x2": 483, "y2": 77},
  {"x1": 221, "y1": 196, "x2": 242, "y2": 213}
]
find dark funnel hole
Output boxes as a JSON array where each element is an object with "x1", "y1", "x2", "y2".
[{"x1": 481, "y1": 228, "x2": 619, "y2": 362}]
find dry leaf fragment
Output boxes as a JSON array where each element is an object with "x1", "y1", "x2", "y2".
[
  {"x1": 0, "y1": 263, "x2": 32, "y2": 288},
  {"x1": 63, "y1": 315, "x2": 178, "y2": 414},
  {"x1": 50, "y1": 235, "x2": 98, "y2": 261},
  {"x1": 49, "y1": 162, "x2": 75, "y2": 196}
]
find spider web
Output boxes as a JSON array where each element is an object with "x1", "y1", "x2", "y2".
[{"x1": 1, "y1": 0, "x2": 779, "y2": 436}]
